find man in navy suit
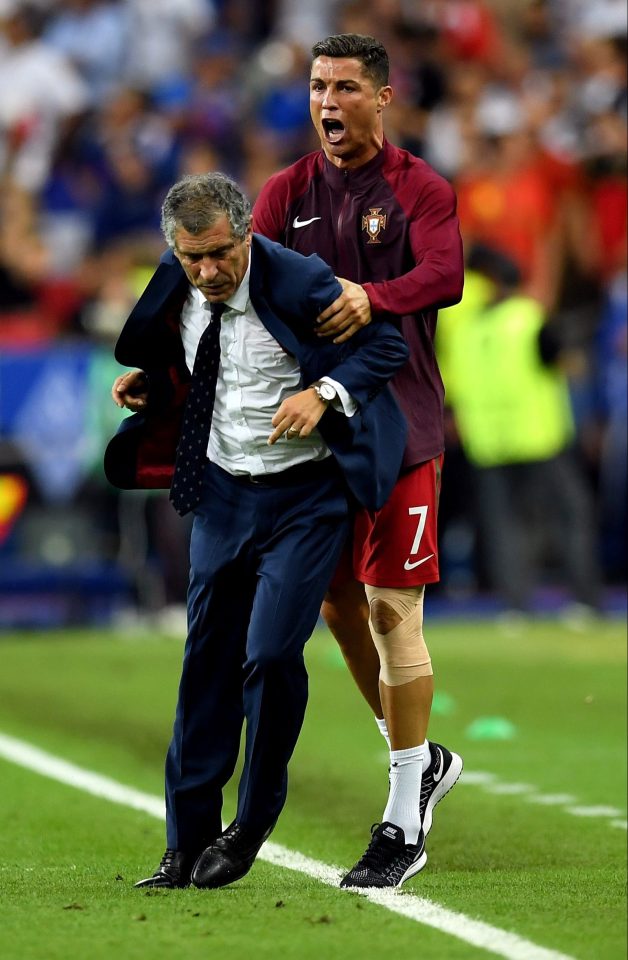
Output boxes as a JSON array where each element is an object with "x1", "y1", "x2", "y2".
[{"x1": 105, "y1": 172, "x2": 408, "y2": 890}]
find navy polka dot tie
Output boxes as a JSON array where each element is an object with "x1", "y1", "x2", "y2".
[{"x1": 170, "y1": 302, "x2": 225, "y2": 515}]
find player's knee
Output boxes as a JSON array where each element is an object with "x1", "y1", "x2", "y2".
[
  {"x1": 365, "y1": 585, "x2": 425, "y2": 630},
  {"x1": 320, "y1": 596, "x2": 342, "y2": 634},
  {"x1": 365, "y1": 585, "x2": 432, "y2": 685},
  {"x1": 322, "y1": 580, "x2": 369, "y2": 635},
  {"x1": 369, "y1": 597, "x2": 402, "y2": 634}
]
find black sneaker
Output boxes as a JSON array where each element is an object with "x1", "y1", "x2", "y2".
[
  {"x1": 340, "y1": 822, "x2": 427, "y2": 889},
  {"x1": 420, "y1": 741, "x2": 463, "y2": 836}
]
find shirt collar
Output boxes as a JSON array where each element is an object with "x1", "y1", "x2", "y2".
[{"x1": 322, "y1": 140, "x2": 387, "y2": 190}]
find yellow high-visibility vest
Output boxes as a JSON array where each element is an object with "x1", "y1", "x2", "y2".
[{"x1": 438, "y1": 284, "x2": 574, "y2": 467}]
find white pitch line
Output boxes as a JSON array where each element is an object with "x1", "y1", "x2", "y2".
[
  {"x1": 0, "y1": 732, "x2": 165, "y2": 819},
  {"x1": 459, "y1": 770, "x2": 625, "y2": 827},
  {"x1": 459, "y1": 771, "x2": 497, "y2": 785},
  {"x1": 526, "y1": 795, "x2": 578, "y2": 807},
  {"x1": 484, "y1": 783, "x2": 536, "y2": 796},
  {"x1": 565, "y1": 805, "x2": 625, "y2": 819},
  {"x1": 0, "y1": 731, "x2": 578, "y2": 960}
]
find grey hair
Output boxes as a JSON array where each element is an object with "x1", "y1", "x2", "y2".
[{"x1": 160, "y1": 172, "x2": 252, "y2": 248}]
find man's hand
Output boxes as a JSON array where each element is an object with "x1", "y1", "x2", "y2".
[
  {"x1": 268, "y1": 388, "x2": 327, "y2": 445},
  {"x1": 111, "y1": 370, "x2": 149, "y2": 411},
  {"x1": 316, "y1": 277, "x2": 372, "y2": 343}
]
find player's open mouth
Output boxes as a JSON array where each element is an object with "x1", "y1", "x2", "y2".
[{"x1": 322, "y1": 118, "x2": 345, "y2": 143}]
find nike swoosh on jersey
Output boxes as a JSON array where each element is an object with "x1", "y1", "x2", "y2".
[
  {"x1": 403, "y1": 553, "x2": 435, "y2": 571},
  {"x1": 292, "y1": 216, "x2": 322, "y2": 228}
]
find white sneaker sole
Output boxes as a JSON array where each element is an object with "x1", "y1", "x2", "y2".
[
  {"x1": 341, "y1": 849, "x2": 428, "y2": 891},
  {"x1": 397, "y1": 849, "x2": 428, "y2": 887},
  {"x1": 422, "y1": 752, "x2": 464, "y2": 837}
]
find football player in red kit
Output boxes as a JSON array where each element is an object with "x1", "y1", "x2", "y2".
[{"x1": 253, "y1": 33, "x2": 465, "y2": 888}]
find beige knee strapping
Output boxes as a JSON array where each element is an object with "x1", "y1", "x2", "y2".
[{"x1": 365, "y1": 585, "x2": 433, "y2": 686}]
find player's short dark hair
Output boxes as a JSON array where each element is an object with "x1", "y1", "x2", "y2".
[
  {"x1": 311, "y1": 34, "x2": 389, "y2": 89},
  {"x1": 160, "y1": 172, "x2": 251, "y2": 249}
]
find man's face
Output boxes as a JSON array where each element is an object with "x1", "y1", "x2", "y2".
[
  {"x1": 309, "y1": 56, "x2": 392, "y2": 169},
  {"x1": 173, "y1": 214, "x2": 251, "y2": 302}
]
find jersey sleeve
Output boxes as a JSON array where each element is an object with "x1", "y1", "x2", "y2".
[
  {"x1": 362, "y1": 175, "x2": 464, "y2": 316},
  {"x1": 252, "y1": 173, "x2": 289, "y2": 242}
]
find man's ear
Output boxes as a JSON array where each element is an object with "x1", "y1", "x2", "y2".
[{"x1": 377, "y1": 85, "x2": 393, "y2": 111}]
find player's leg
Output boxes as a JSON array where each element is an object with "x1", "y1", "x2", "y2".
[
  {"x1": 321, "y1": 547, "x2": 383, "y2": 718},
  {"x1": 341, "y1": 582, "x2": 434, "y2": 888},
  {"x1": 370, "y1": 587, "x2": 433, "y2": 748},
  {"x1": 367, "y1": 582, "x2": 462, "y2": 832},
  {"x1": 341, "y1": 457, "x2": 462, "y2": 888},
  {"x1": 367, "y1": 583, "x2": 432, "y2": 846},
  {"x1": 380, "y1": 675, "x2": 434, "y2": 749}
]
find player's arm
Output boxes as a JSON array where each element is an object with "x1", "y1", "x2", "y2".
[
  {"x1": 362, "y1": 177, "x2": 464, "y2": 316},
  {"x1": 252, "y1": 174, "x2": 290, "y2": 243},
  {"x1": 316, "y1": 177, "x2": 464, "y2": 342},
  {"x1": 304, "y1": 257, "x2": 409, "y2": 404}
]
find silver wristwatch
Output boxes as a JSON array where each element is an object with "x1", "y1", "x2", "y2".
[{"x1": 311, "y1": 380, "x2": 337, "y2": 404}]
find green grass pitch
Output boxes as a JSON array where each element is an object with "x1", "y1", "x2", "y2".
[{"x1": 0, "y1": 617, "x2": 625, "y2": 960}]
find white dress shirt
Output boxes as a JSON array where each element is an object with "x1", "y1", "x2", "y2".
[{"x1": 179, "y1": 261, "x2": 356, "y2": 477}]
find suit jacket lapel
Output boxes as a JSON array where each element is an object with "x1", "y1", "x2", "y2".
[
  {"x1": 248, "y1": 248, "x2": 303, "y2": 359},
  {"x1": 116, "y1": 260, "x2": 189, "y2": 366}
]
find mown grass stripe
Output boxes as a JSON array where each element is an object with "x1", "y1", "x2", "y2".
[{"x1": 0, "y1": 731, "x2": 577, "y2": 960}]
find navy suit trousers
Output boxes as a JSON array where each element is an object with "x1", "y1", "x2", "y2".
[{"x1": 165, "y1": 458, "x2": 351, "y2": 850}]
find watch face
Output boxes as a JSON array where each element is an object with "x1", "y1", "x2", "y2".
[{"x1": 320, "y1": 382, "x2": 336, "y2": 401}]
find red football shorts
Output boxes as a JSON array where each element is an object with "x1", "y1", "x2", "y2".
[{"x1": 353, "y1": 455, "x2": 443, "y2": 587}]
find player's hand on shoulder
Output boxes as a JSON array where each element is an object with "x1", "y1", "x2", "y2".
[
  {"x1": 111, "y1": 370, "x2": 149, "y2": 411},
  {"x1": 316, "y1": 278, "x2": 372, "y2": 344}
]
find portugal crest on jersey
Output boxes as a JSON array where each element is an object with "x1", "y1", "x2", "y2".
[{"x1": 362, "y1": 207, "x2": 387, "y2": 243}]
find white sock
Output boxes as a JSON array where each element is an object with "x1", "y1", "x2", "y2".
[
  {"x1": 382, "y1": 744, "x2": 425, "y2": 845},
  {"x1": 421, "y1": 739, "x2": 431, "y2": 772},
  {"x1": 375, "y1": 716, "x2": 390, "y2": 748}
]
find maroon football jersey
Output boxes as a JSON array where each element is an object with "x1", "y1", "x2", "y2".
[{"x1": 253, "y1": 140, "x2": 463, "y2": 468}]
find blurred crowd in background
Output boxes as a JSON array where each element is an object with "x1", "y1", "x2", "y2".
[{"x1": 0, "y1": 0, "x2": 626, "y2": 628}]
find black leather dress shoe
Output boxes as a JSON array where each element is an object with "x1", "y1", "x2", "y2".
[
  {"x1": 191, "y1": 821, "x2": 273, "y2": 889},
  {"x1": 134, "y1": 849, "x2": 200, "y2": 889}
]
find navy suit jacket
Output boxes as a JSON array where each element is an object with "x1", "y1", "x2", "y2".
[{"x1": 104, "y1": 234, "x2": 408, "y2": 510}]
